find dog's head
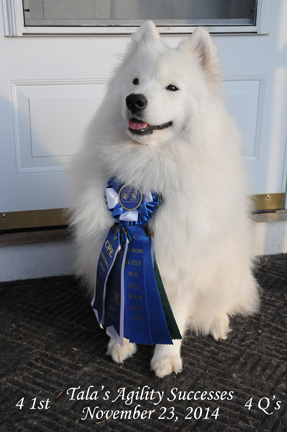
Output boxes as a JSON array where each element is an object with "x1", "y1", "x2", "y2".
[{"x1": 114, "y1": 21, "x2": 220, "y2": 146}]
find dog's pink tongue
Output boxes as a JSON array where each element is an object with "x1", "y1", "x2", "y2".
[{"x1": 128, "y1": 119, "x2": 147, "y2": 130}]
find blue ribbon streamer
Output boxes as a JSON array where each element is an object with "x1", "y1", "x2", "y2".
[
  {"x1": 92, "y1": 177, "x2": 181, "y2": 346},
  {"x1": 123, "y1": 224, "x2": 173, "y2": 345}
]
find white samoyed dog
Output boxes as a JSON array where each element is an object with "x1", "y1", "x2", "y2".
[{"x1": 69, "y1": 21, "x2": 259, "y2": 378}]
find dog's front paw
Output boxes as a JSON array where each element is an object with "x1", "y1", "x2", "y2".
[
  {"x1": 151, "y1": 353, "x2": 182, "y2": 378},
  {"x1": 106, "y1": 338, "x2": 137, "y2": 364},
  {"x1": 210, "y1": 312, "x2": 231, "y2": 340}
]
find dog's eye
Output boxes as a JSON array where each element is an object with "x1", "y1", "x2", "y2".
[
  {"x1": 166, "y1": 84, "x2": 179, "y2": 91},
  {"x1": 133, "y1": 78, "x2": 139, "y2": 85}
]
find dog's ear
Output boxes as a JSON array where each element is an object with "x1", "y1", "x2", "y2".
[
  {"x1": 131, "y1": 21, "x2": 160, "y2": 45},
  {"x1": 110, "y1": 21, "x2": 160, "y2": 87},
  {"x1": 178, "y1": 28, "x2": 220, "y2": 87},
  {"x1": 178, "y1": 28, "x2": 218, "y2": 72},
  {"x1": 190, "y1": 28, "x2": 214, "y2": 70}
]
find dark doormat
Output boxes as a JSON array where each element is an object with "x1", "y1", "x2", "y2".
[{"x1": 0, "y1": 254, "x2": 286, "y2": 432}]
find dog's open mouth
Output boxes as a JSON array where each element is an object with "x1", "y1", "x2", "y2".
[{"x1": 128, "y1": 118, "x2": 172, "y2": 136}]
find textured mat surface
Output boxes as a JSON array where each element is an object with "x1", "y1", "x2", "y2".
[{"x1": 1, "y1": 254, "x2": 287, "y2": 432}]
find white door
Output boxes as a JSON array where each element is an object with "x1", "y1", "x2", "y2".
[{"x1": 1, "y1": 0, "x2": 287, "y2": 230}]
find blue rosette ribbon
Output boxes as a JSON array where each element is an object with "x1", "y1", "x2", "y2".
[{"x1": 91, "y1": 177, "x2": 182, "y2": 346}]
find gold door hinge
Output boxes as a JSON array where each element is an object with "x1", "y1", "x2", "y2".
[
  {"x1": 0, "y1": 209, "x2": 69, "y2": 230},
  {"x1": 0, "y1": 193, "x2": 285, "y2": 230},
  {"x1": 252, "y1": 193, "x2": 285, "y2": 212}
]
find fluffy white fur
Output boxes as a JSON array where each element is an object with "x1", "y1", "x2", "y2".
[{"x1": 68, "y1": 21, "x2": 259, "y2": 378}]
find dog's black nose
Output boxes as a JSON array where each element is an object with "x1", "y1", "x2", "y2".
[{"x1": 126, "y1": 93, "x2": 148, "y2": 113}]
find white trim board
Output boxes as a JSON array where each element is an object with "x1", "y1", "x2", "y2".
[
  {"x1": 1, "y1": 219, "x2": 287, "y2": 282},
  {"x1": 0, "y1": 240, "x2": 75, "y2": 282},
  {"x1": 253, "y1": 220, "x2": 287, "y2": 256}
]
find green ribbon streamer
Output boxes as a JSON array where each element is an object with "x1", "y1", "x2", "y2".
[{"x1": 154, "y1": 259, "x2": 182, "y2": 341}]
